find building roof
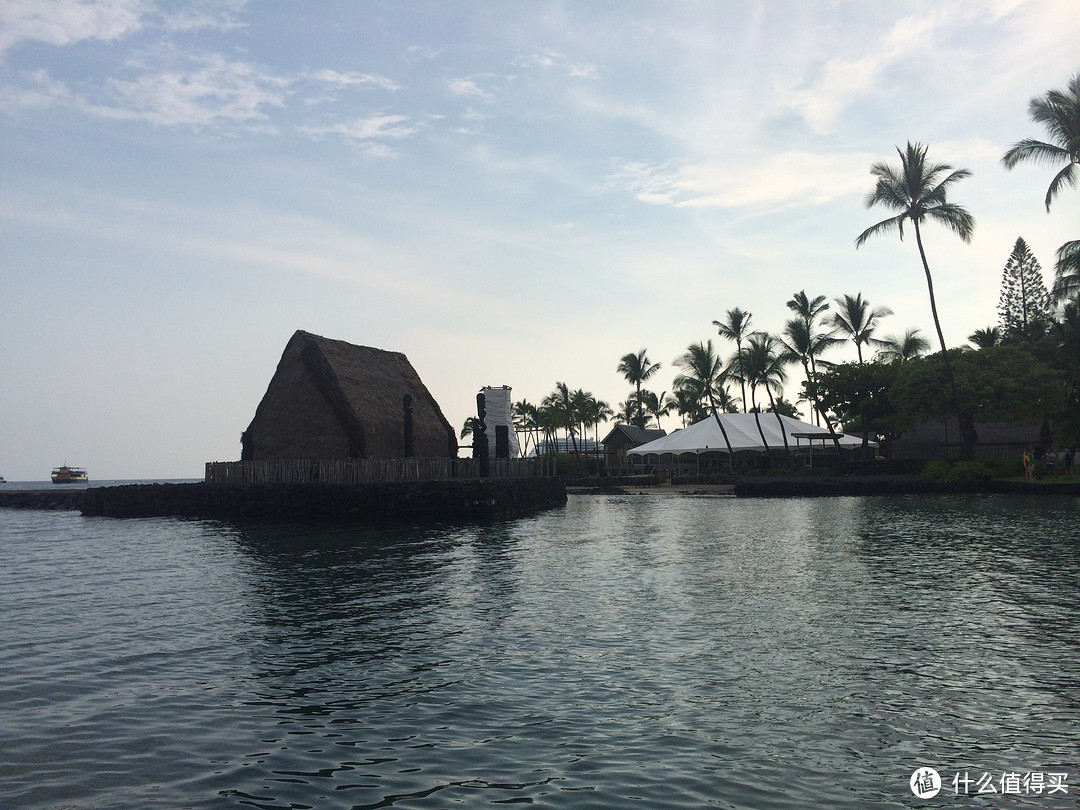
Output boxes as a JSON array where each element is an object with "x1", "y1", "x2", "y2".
[
  {"x1": 243, "y1": 330, "x2": 456, "y2": 460},
  {"x1": 626, "y1": 413, "x2": 871, "y2": 455},
  {"x1": 601, "y1": 424, "x2": 668, "y2": 447}
]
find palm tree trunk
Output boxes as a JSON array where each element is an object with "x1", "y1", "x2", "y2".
[
  {"x1": 737, "y1": 340, "x2": 748, "y2": 412},
  {"x1": 805, "y1": 368, "x2": 843, "y2": 455},
  {"x1": 765, "y1": 387, "x2": 791, "y2": 455},
  {"x1": 914, "y1": 220, "x2": 976, "y2": 459},
  {"x1": 706, "y1": 390, "x2": 735, "y2": 472},
  {"x1": 750, "y1": 390, "x2": 770, "y2": 452}
]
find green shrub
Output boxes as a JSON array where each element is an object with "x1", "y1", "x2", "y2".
[
  {"x1": 920, "y1": 459, "x2": 954, "y2": 481},
  {"x1": 921, "y1": 459, "x2": 996, "y2": 482},
  {"x1": 951, "y1": 461, "x2": 993, "y2": 480}
]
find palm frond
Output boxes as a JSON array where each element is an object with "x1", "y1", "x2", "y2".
[
  {"x1": 925, "y1": 202, "x2": 975, "y2": 243},
  {"x1": 855, "y1": 214, "x2": 904, "y2": 247},
  {"x1": 1002, "y1": 138, "x2": 1070, "y2": 169}
]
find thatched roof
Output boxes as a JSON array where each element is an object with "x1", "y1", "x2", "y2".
[{"x1": 242, "y1": 330, "x2": 456, "y2": 460}]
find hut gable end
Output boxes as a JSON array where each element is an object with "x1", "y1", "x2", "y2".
[{"x1": 241, "y1": 330, "x2": 456, "y2": 461}]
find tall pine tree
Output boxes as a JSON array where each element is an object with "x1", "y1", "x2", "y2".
[{"x1": 997, "y1": 237, "x2": 1052, "y2": 341}]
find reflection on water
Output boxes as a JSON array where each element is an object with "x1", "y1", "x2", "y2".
[{"x1": 1, "y1": 494, "x2": 1079, "y2": 808}]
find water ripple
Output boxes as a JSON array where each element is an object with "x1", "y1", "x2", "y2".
[{"x1": 2, "y1": 496, "x2": 1079, "y2": 807}]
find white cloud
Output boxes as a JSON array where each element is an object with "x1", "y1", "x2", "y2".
[
  {"x1": 569, "y1": 63, "x2": 598, "y2": 80},
  {"x1": 0, "y1": 68, "x2": 70, "y2": 108},
  {"x1": 783, "y1": 12, "x2": 941, "y2": 134},
  {"x1": 404, "y1": 44, "x2": 442, "y2": 63},
  {"x1": 90, "y1": 52, "x2": 288, "y2": 130},
  {"x1": 447, "y1": 77, "x2": 493, "y2": 100},
  {"x1": 307, "y1": 69, "x2": 400, "y2": 92},
  {"x1": 159, "y1": 2, "x2": 247, "y2": 34},
  {"x1": 302, "y1": 113, "x2": 416, "y2": 139},
  {"x1": 0, "y1": 0, "x2": 148, "y2": 55},
  {"x1": 300, "y1": 113, "x2": 421, "y2": 156},
  {"x1": 609, "y1": 152, "x2": 872, "y2": 209}
]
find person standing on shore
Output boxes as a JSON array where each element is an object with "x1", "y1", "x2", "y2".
[
  {"x1": 1065, "y1": 446, "x2": 1075, "y2": 478},
  {"x1": 1023, "y1": 448, "x2": 1035, "y2": 481}
]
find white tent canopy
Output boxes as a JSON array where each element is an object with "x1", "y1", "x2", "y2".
[{"x1": 626, "y1": 413, "x2": 876, "y2": 456}]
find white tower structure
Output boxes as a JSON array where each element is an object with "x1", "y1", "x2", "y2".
[{"x1": 481, "y1": 385, "x2": 520, "y2": 458}]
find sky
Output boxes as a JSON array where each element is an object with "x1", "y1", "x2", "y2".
[{"x1": 2, "y1": 0, "x2": 1079, "y2": 481}]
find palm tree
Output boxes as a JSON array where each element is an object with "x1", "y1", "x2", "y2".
[
  {"x1": 829, "y1": 293, "x2": 893, "y2": 363},
  {"x1": 875, "y1": 327, "x2": 931, "y2": 363},
  {"x1": 672, "y1": 341, "x2": 725, "y2": 416},
  {"x1": 1054, "y1": 240, "x2": 1080, "y2": 302},
  {"x1": 617, "y1": 349, "x2": 661, "y2": 428},
  {"x1": 778, "y1": 317, "x2": 843, "y2": 450},
  {"x1": 855, "y1": 141, "x2": 975, "y2": 455},
  {"x1": 672, "y1": 339, "x2": 737, "y2": 461},
  {"x1": 617, "y1": 397, "x2": 639, "y2": 426},
  {"x1": 570, "y1": 388, "x2": 592, "y2": 456},
  {"x1": 712, "y1": 307, "x2": 753, "y2": 412},
  {"x1": 639, "y1": 390, "x2": 669, "y2": 430},
  {"x1": 542, "y1": 382, "x2": 578, "y2": 457},
  {"x1": 1001, "y1": 73, "x2": 1080, "y2": 212},
  {"x1": 535, "y1": 405, "x2": 560, "y2": 457},
  {"x1": 786, "y1": 291, "x2": 830, "y2": 328},
  {"x1": 569, "y1": 389, "x2": 610, "y2": 469},
  {"x1": 589, "y1": 397, "x2": 614, "y2": 453},
  {"x1": 766, "y1": 395, "x2": 800, "y2": 418},
  {"x1": 785, "y1": 291, "x2": 839, "y2": 381},
  {"x1": 512, "y1": 399, "x2": 538, "y2": 457},
  {"x1": 968, "y1": 326, "x2": 1000, "y2": 349},
  {"x1": 667, "y1": 387, "x2": 703, "y2": 426},
  {"x1": 739, "y1": 333, "x2": 792, "y2": 454}
]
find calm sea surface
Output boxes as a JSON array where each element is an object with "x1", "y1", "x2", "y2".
[{"x1": 2, "y1": 492, "x2": 1079, "y2": 809}]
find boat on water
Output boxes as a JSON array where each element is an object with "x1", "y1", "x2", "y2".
[{"x1": 51, "y1": 466, "x2": 88, "y2": 484}]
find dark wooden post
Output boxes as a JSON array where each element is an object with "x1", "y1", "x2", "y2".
[{"x1": 474, "y1": 391, "x2": 489, "y2": 477}]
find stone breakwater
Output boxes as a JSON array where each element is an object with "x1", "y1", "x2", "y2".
[
  {"x1": 1, "y1": 479, "x2": 567, "y2": 522},
  {"x1": 0, "y1": 490, "x2": 86, "y2": 510},
  {"x1": 733, "y1": 475, "x2": 1080, "y2": 497}
]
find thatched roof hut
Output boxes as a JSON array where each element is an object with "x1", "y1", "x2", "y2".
[{"x1": 241, "y1": 330, "x2": 456, "y2": 461}]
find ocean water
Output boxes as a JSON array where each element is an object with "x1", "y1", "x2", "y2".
[{"x1": 2, "y1": 492, "x2": 1079, "y2": 809}]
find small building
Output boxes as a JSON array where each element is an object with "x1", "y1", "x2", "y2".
[
  {"x1": 479, "y1": 385, "x2": 520, "y2": 458},
  {"x1": 891, "y1": 418, "x2": 1040, "y2": 464},
  {"x1": 602, "y1": 423, "x2": 667, "y2": 475},
  {"x1": 241, "y1": 330, "x2": 456, "y2": 461}
]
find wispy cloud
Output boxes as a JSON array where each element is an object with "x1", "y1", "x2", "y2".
[
  {"x1": 569, "y1": 63, "x2": 598, "y2": 80},
  {"x1": 300, "y1": 113, "x2": 422, "y2": 157},
  {"x1": 0, "y1": 67, "x2": 70, "y2": 109},
  {"x1": 609, "y1": 152, "x2": 870, "y2": 209},
  {"x1": 404, "y1": 44, "x2": 442, "y2": 63},
  {"x1": 782, "y1": 9, "x2": 955, "y2": 133},
  {"x1": 516, "y1": 49, "x2": 598, "y2": 80},
  {"x1": 306, "y1": 69, "x2": 400, "y2": 92},
  {"x1": 158, "y1": 2, "x2": 247, "y2": 34},
  {"x1": 0, "y1": 0, "x2": 147, "y2": 55},
  {"x1": 89, "y1": 52, "x2": 288, "y2": 130},
  {"x1": 447, "y1": 77, "x2": 493, "y2": 101}
]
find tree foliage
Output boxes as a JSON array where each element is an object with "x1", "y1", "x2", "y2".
[
  {"x1": 856, "y1": 140, "x2": 976, "y2": 456},
  {"x1": 1001, "y1": 72, "x2": 1080, "y2": 212},
  {"x1": 997, "y1": 237, "x2": 1052, "y2": 341}
]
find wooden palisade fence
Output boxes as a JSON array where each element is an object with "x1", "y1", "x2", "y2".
[{"x1": 205, "y1": 457, "x2": 554, "y2": 485}]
